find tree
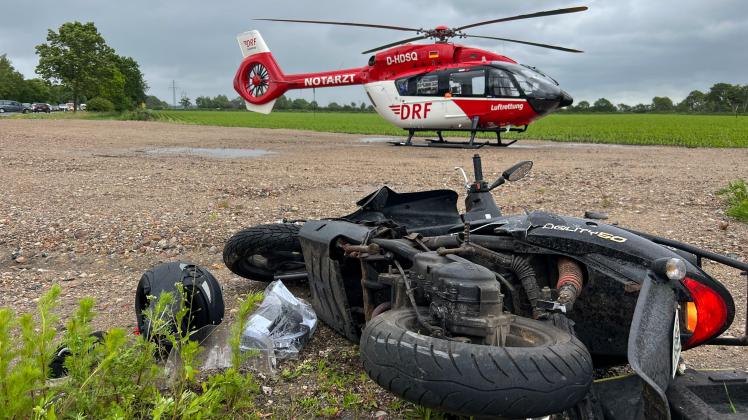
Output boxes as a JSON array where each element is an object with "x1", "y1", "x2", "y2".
[
  {"x1": 677, "y1": 90, "x2": 706, "y2": 113},
  {"x1": 47, "y1": 84, "x2": 71, "y2": 104},
  {"x1": 274, "y1": 95, "x2": 290, "y2": 110},
  {"x1": 651, "y1": 96, "x2": 674, "y2": 112},
  {"x1": 592, "y1": 98, "x2": 616, "y2": 112},
  {"x1": 617, "y1": 103, "x2": 631, "y2": 113},
  {"x1": 705, "y1": 83, "x2": 743, "y2": 113},
  {"x1": 230, "y1": 96, "x2": 244, "y2": 109},
  {"x1": 212, "y1": 94, "x2": 230, "y2": 109},
  {"x1": 113, "y1": 55, "x2": 147, "y2": 109},
  {"x1": 87, "y1": 97, "x2": 115, "y2": 112},
  {"x1": 98, "y1": 66, "x2": 128, "y2": 111},
  {"x1": 327, "y1": 102, "x2": 341, "y2": 111},
  {"x1": 574, "y1": 100, "x2": 590, "y2": 112},
  {"x1": 36, "y1": 22, "x2": 115, "y2": 112},
  {"x1": 195, "y1": 96, "x2": 213, "y2": 109},
  {"x1": 291, "y1": 98, "x2": 309, "y2": 110},
  {"x1": 631, "y1": 103, "x2": 650, "y2": 113},
  {"x1": 19, "y1": 79, "x2": 51, "y2": 103},
  {"x1": 359, "y1": 102, "x2": 367, "y2": 112},
  {"x1": 179, "y1": 95, "x2": 191, "y2": 108},
  {"x1": 145, "y1": 95, "x2": 169, "y2": 110},
  {"x1": 0, "y1": 54, "x2": 25, "y2": 100}
]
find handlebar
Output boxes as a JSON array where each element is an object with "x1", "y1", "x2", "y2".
[{"x1": 472, "y1": 154, "x2": 484, "y2": 183}]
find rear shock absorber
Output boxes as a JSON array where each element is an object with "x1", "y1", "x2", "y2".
[{"x1": 557, "y1": 257, "x2": 584, "y2": 309}]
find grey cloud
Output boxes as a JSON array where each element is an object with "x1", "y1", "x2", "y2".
[{"x1": 1, "y1": 0, "x2": 746, "y2": 106}]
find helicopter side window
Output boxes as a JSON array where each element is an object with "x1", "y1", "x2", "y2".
[
  {"x1": 396, "y1": 78, "x2": 409, "y2": 95},
  {"x1": 415, "y1": 74, "x2": 439, "y2": 95},
  {"x1": 488, "y1": 68, "x2": 520, "y2": 97},
  {"x1": 395, "y1": 73, "x2": 440, "y2": 96},
  {"x1": 448, "y1": 70, "x2": 485, "y2": 97}
]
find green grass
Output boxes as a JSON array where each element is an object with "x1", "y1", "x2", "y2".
[
  {"x1": 14, "y1": 110, "x2": 748, "y2": 147},
  {"x1": 717, "y1": 180, "x2": 748, "y2": 223},
  {"x1": 152, "y1": 111, "x2": 748, "y2": 148}
]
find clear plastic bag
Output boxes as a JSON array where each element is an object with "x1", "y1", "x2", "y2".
[
  {"x1": 240, "y1": 280, "x2": 317, "y2": 361},
  {"x1": 165, "y1": 281, "x2": 316, "y2": 377},
  {"x1": 164, "y1": 323, "x2": 274, "y2": 378}
]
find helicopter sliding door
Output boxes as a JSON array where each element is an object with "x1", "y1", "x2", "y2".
[
  {"x1": 447, "y1": 69, "x2": 486, "y2": 97},
  {"x1": 367, "y1": 71, "x2": 463, "y2": 129}
]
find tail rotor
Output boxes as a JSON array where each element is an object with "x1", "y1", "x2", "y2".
[
  {"x1": 234, "y1": 30, "x2": 287, "y2": 114},
  {"x1": 246, "y1": 63, "x2": 270, "y2": 98}
]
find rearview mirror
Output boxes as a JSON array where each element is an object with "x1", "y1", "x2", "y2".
[{"x1": 502, "y1": 161, "x2": 533, "y2": 182}]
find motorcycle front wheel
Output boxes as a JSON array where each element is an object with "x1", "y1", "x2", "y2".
[
  {"x1": 360, "y1": 308, "x2": 593, "y2": 418},
  {"x1": 222, "y1": 223, "x2": 304, "y2": 281}
]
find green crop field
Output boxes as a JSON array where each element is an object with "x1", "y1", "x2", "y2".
[
  {"x1": 16, "y1": 110, "x2": 748, "y2": 147},
  {"x1": 149, "y1": 111, "x2": 748, "y2": 148}
]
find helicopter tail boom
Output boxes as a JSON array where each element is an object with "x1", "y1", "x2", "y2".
[{"x1": 235, "y1": 30, "x2": 367, "y2": 114}]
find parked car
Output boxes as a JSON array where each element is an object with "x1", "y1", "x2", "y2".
[
  {"x1": 32, "y1": 103, "x2": 51, "y2": 113},
  {"x1": 0, "y1": 100, "x2": 27, "y2": 113},
  {"x1": 22, "y1": 103, "x2": 32, "y2": 113}
]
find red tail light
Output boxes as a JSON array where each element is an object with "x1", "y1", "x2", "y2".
[{"x1": 682, "y1": 277, "x2": 728, "y2": 348}]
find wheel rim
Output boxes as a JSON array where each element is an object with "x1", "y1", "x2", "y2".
[
  {"x1": 246, "y1": 63, "x2": 270, "y2": 98},
  {"x1": 403, "y1": 308, "x2": 554, "y2": 348}
]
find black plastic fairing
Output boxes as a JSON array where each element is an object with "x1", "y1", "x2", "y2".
[
  {"x1": 345, "y1": 186, "x2": 461, "y2": 235},
  {"x1": 627, "y1": 273, "x2": 678, "y2": 419}
]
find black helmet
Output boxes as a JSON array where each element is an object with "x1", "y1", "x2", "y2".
[{"x1": 135, "y1": 262, "x2": 224, "y2": 341}]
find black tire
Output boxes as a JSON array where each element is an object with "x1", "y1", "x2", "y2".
[
  {"x1": 360, "y1": 308, "x2": 593, "y2": 418},
  {"x1": 223, "y1": 223, "x2": 302, "y2": 281}
]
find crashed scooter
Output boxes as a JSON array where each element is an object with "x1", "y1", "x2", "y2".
[{"x1": 224, "y1": 154, "x2": 748, "y2": 419}]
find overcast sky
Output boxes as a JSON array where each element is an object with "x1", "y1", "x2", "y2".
[{"x1": 1, "y1": 0, "x2": 746, "y2": 106}]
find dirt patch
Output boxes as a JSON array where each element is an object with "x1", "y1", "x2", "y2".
[{"x1": 1, "y1": 119, "x2": 747, "y2": 415}]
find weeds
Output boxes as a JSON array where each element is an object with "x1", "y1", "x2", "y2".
[
  {"x1": 717, "y1": 179, "x2": 748, "y2": 223},
  {"x1": 724, "y1": 383, "x2": 737, "y2": 414},
  {"x1": 0, "y1": 284, "x2": 263, "y2": 418}
]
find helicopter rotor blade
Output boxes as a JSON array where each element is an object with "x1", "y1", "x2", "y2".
[
  {"x1": 464, "y1": 34, "x2": 583, "y2": 53},
  {"x1": 254, "y1": 18, "x2": 419, "y2": 32},
  {"x1": 455, "y1": 6, "x2": 588, "y2": 31},
  {"x1": 361, "y1": 35, "x2": 430, "y2": 54}
]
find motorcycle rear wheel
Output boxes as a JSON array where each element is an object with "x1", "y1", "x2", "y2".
[
  {"x1": 360, "y1": 308, "x2": 593, "y2": 418},
  {"x1": 223, "y1": 223, "x2": 303, "y2": 281}
]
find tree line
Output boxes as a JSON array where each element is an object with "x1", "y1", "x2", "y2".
[
  {"x1": 566, "y1": 83, "x2": 748, "y2": 115},
  {"x1": 0, "y1": 22, "x2": 147, "y2": 112},
  {"x1": 176, "y1": 94, "x2": 376, "y2": 112}
]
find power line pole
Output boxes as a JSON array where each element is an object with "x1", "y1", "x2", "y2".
[{"x1": 169, "y1": 80, "x2": 179, "y2": 108}]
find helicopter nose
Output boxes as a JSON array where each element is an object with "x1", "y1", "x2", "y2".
[
  {"x1": 559, "y1": 91, "x2": 573, "y2": 108},
  {"x1": 528, "y1": 91, "x2": 573, "y2": 115}
]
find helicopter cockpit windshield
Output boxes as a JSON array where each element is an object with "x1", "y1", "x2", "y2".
[{"x1": 490, "y1": 62, "x2": 560, "y2": 99}]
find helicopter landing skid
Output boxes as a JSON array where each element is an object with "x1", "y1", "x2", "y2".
[
  {"x1": 390, "y1": 139, "x2": 489, "y2": 149},
  {"x1": 389, "y1": 122, "x2": 523, "y2": 149}
]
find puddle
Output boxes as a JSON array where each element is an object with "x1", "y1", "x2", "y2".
[
  {"x1": 144, "y1": 147, "x2": 273, "y2": 158},
  {"x1": 355, "y1": 137, "x2": 399, "y2": 143}
]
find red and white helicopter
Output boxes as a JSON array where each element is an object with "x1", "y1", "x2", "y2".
[{"x1": 233, "y1": 6, "x2": 586, "y2": 148}]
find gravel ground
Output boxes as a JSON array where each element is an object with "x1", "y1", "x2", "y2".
[{"x1": 1, "y1": 119, "x2": 747, "y2": 415}]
